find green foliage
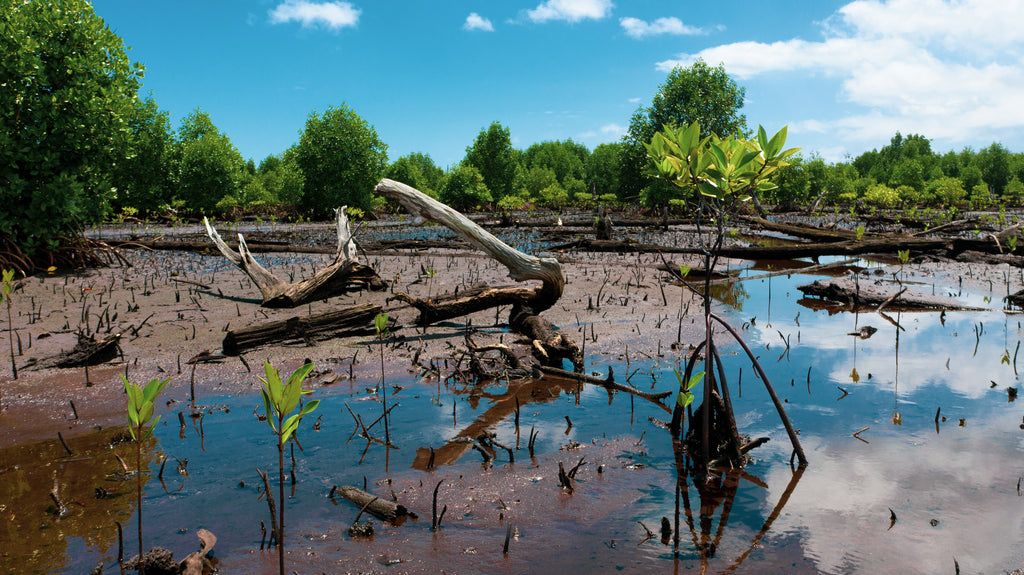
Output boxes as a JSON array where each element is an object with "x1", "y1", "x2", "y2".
[
  {"x1": 440, "y1": 164, "x2": 492, "y2": 209},
  {"x1": 497, "y1": 194, "x2": 529, "y2": 211},
  {"x1": 111, "y1": 96, "x2": 175, "y2": 215},
  {"x1": 2, "y1": 268, "x2": 16, "y2": 385},
  {"x1": 1005, "y1": 177, "x2": 1024, "y2": 204},
  {"x1": 925, "y1": 176, "x2": 967, "y2": 206},
  {"x1": 536, "y1": 183, "x2": 569, "y2": 208},
  {"x1": 295, "y1": 104, "x2": 388, "y2": 216},
  {"x1": 257, "y1": 150, "x2": 305, "y2": 206},
  {"x1": 522, "y1": 140, "x2": 589, "y2": 185},
  {"x1": 386, "y1": 152, "x2": 444, "y2": 197},
  {"x1": 375, "y1": 312, "x2": 389, "y2": 337},
  {"x1": 258, "y1": 360, "x2": 319, "y2": 575},
  {"x1": 855, "y1": 225, "x2": 866, "y2": 241},
  {"x1": 644, "y1": 122, "x2": 798, "y2": 210},
  {"x1": 672, "y1": 368, "x2": 703, "y2": 410},
  {"x1": 1, "y1": 0, "x2": 143, "y2": 252},
  {"x1": 586, "y1": 142, "x2": 624, "y2": 200},
  {"x1": 259, "y1": 361, "x2": 319, "y2": 446},
  {"x1": 768, "y1": 155, "x2": 811, "y2": 208},
  {"x1": 172, "y1": 109, "x2": 246, "y2": 214},
  {"x1": 464, "y1": 121, "x2": 517, "y2": 200},
  {"x1": 862, "y1": 183, "x2": 900, "y2": 208},
  {"x1": 622, "y1": 59, "x2": 748, "y2": 201},
  {"x1": 975, "y1": 142, "x2": 1010, "y2": 195},
  {"x1": 518, "y1": 165, "x2": 559, "y2": 198},
  {"x1": 123, "y1": 375, "x2": 171, "y2": 441}
]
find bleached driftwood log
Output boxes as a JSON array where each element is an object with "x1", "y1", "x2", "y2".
[
  {"x1": 204, "y1": 207, "x2": 385, "y2": 308},
  {"x1": 374, "y1": 179, "x2": 582, "y2": 371}
]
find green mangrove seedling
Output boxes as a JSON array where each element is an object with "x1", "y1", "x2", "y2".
[
  {"x1": 258, "y1": 360, "x2": 319, "y2": 575},
  {"x1": 2, "y1": 269, "x2": 16, "y2": 386},
  {"x1": 123, "y1": 374, "x2": 171, "y2": 573}
]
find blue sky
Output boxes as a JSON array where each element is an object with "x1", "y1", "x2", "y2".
[{"x1": 91, "y1": 0, "x2": 1024, "y2": 168}]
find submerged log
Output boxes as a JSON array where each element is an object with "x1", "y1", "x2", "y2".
[
  {"x1": 222, "y1": 303, "x2": 384, "y2": 355},
  {"x1": 204, "y1": 208, "x2": 386, "y2": 308},
  {"x1": 797, "y1": 276, "x2": 983, "y2": 310},
  {"x1": 332, "y1": 485, "x2": 408, "y2": 522},
  {"x1": 374, "y1": 179, "x2": 582, "y2": 371}
]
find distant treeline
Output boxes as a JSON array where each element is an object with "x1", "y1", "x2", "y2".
[{"x1": 4, "y1": 1, "x2": 1021, "y2": 261}]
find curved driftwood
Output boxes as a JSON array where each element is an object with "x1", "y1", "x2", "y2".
[
  {"x1": 374, "y1": 179, "x2": 582, "y2": 371},
  {"x1": 204, "y1": 207, "x2": 386, "y2": 308}
]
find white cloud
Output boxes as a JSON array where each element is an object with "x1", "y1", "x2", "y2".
[
  {"x1": 527, "y1": 0, "x2": 613, "y2": 23},
  {"x1": 268, "y1": 1, "x2": 360, "y2": 30},
  {"x1": 762, "y1": 410, "x2": 1024, "y2": 574},
  {"x1": 654, "y1": 0, "x2": 1024, "y2": 147},
  {"x1": 620, "y1": 16, "x2": 703, "y2": 39},
  {"x1": 600, "y1": 123, "x2": 626, "y2": 137},
  {"x1": 464, "y1": 12, "x2": 494, "y2": 32}
]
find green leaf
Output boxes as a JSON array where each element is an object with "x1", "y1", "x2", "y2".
[
  {"x1": 766, "y1": 126, "x2": 788, "y2": 157},
  {"x1": 260, "y1": 388, "x2": 277, "y2": 431},
  {"x1": 138, "y1": 401, "x2": 154, "y2": 426},
  {"x1": 142, "y1": 415, "x2": 161, "y2": 441},
  {"x1": 281, "y1": 416, "x2": 300, "y2": 444},
  {"x1": 142, "y1": 377, "x2": 170, "y2": 403},
  {"x1": 283, "y1": 362, "x2": 315, "y2": 415},
  {"x1": 757, "y1": 125, "x2": 769, "y2": 151},
  {"x1": 687, "y1": 371, "x2": 705, "y2": 391},
  {"x1": 262, "y1": 361, "x2": 283, "y2": 407},
  {"x1": 677, "y1": 391, "x2": 694, "y2": 408},
  {"x1": 679, "y1": 265, "x2": 690, "y2": 278},
  {"x1": 374, "y1": 313, "x2": 389, "y2": 336}
]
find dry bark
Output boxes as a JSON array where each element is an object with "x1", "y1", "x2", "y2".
[
  {"x1": 374, "y1": 179, "x2": 582, "y2": 371},
  {"x1": 797, "y1": 276, "x2": 984, "y2": 310},
  {"x1": 204, "y1": 208, "x2": 386, "y2": 308},
  {"x1": 333, "y1": 485, "x2": 408, "y2": 522},
  {"x1": 221, "y1": 303, "x2": 384, "y2": 355}
]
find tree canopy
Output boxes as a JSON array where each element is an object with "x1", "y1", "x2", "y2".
[
  {"x1": 1, "y1": 0, "x2": 143, "y2": 253},
  {"x1": 621, "y1": 59, "x2": 748, "y2": 204},
  {"x1": 295, "y1": 104, "x2": 389, "y2": 215},
  {"x1": 464, "y1": 121, "x2": 517, "y2": 201}
]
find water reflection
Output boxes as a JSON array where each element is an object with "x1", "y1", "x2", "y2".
[
  {"x1": 8, "y1": 256, "x2": 1024, "y2": 573},
  {"x1": 0, "y1": 429, "x2": 156, "y2": 574}
]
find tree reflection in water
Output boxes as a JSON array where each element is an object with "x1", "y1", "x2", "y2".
[{"x1": 672, "y1": 434, "x2": 806, "y2": 574}]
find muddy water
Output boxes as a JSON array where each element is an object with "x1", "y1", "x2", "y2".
[{"x1": 5, "y1": 257, "x2": 1024, "y2": 574}]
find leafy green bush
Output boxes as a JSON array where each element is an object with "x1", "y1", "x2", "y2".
[
  {"x1": 863, "y1": 183, "x2": 900, "y2": 208},
  {"x1": 1, "y1": 0, "x2": 142, "y2": 253},
  {"x1": 927, "y1": 176, "x2": 968, "y2": 206},
  {"x1": 497, "y1": 194, "x2": 529, "y2": 211},
  {"x1": 295, "y1": 104, "x2": 388, "y2": 217},
  {"x1": 537, "y1": 183, "x2": 569, "y2": 208},
  {"x1": 440, "y1": 165, "x2": 492, "y2": 209}
]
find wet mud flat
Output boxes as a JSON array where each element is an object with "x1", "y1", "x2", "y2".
[{"x1": 4, "y1": 216, "x2": 1024, "y2": 573}]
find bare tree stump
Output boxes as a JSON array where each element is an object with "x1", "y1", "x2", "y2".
[{"x1": 204, "y1": 207, "x2": 385, "y2": 308}]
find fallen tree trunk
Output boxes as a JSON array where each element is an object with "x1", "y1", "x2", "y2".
[
  {"x1": 735, "y1": 215, "x2": 862, "y2": 242},
  {"x1": 374, "y1": 179, "x2": 582, "y2": 371},
  {"x1": 222, "y1": 303, "x2": 384, "y2": 355},
  {"x1": 204, "y1": 208, "x2": 386, "y2": 308},
  {"x1": 553, "y1": 235, "x2": 1018, "y2": 261},
  {"x1": 331, "y1": 485, "x2": 408, "y2": 522},
  {"x1": 797, "y1": 277, "x2": 984, "y2": 310}
]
